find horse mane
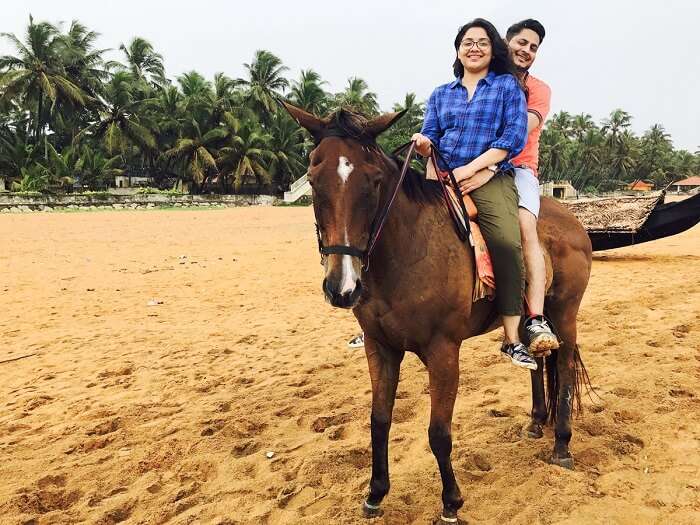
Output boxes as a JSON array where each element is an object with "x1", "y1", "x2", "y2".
[{"x1": 319, "y1": 108, "x2": 443, "y2": 205}]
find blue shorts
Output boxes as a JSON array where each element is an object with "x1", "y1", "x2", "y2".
[{"x1": 514, "y1": 167, "x2": 540, "y2": 218}]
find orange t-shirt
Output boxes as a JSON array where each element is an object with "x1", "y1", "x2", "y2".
[{"x1": 511, "y1": 74, "x2": 551, "y2": 178}]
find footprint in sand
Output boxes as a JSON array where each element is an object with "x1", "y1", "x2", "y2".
[
  {"x1": 24, "y1": 395, "x2": 54, "y2": 412},
  {"x1": 669, "y1": 388, "x2": 695, "y2": 398},
  {"x1": 11, "y1": 474, "x2": 81, "y2": 515},
  {"x1": 87, "y1": 418, "x2": 122, "y2": 436},
  {"x1": 231, "y1": 439, "x2": 260, "y2": 458},
  {"x1": 310, "y1": 413, "x2": 352, "y2": 433},
  {"x1": 608, "y1": 433, "x2": 645, "y2": 456}
]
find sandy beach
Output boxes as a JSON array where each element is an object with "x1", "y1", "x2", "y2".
[{"x1": 1, "y1": 206, "x2": 698, "y2": 525}]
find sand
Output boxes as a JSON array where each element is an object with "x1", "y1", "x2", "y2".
[{"x1": 0, "y1": 207, "x2": 698, "y2": 525}]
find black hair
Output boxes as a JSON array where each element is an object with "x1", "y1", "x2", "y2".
[
  {"x1": 506, "y1": 19, "x2": 546, "y2": 44},
  {"x1": 452, "y1": 18, "x2": 520, "y2": 80}
]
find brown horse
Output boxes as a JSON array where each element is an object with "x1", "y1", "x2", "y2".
[{"x1": 283, "y1": 102, "x2": 593, "y2": 522}]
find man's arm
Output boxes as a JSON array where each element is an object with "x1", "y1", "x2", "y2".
[{"x1": 526, "y1": 111, "x2": 542, "y2": 134}]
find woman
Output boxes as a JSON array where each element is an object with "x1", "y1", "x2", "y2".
[{"x1": 412, "y1": 18, "x2": 535, "y2": 369}]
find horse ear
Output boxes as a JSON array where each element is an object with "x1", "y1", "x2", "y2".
[
  {"x1": 281, "y1": 101, "x2": 324, "y2": 140},
  {"x1": 365, "y1": 110, "x2": 407, "y2": 138}
]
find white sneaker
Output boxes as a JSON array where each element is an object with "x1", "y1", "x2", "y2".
[{"x1": 347, "y1": 333, "x2": 365, "y2": 348}]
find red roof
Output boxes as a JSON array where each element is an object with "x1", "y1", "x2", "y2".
[
  {"x1": 673, "y1": 176, "x2": 700, "y2": 186},
  {"x1": 627, "y1": 180, "x2": 653, "y2": 190}
]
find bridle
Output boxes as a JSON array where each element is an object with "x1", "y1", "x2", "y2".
[{"x1": 314, "y1": 140, "x2": 471, "y2": 270}]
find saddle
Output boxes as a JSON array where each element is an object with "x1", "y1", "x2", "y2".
[{"x1": 427, "y1": 158, "x2": 496, "y2": 302}]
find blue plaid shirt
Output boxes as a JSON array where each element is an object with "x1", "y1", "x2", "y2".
[{"x1": 421, "y1": 71, "x2": 527, "y2": 171}]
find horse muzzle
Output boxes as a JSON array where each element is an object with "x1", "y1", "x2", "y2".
[{"x1": 322, "y1": 276, "x2": 363, "y2": 308}]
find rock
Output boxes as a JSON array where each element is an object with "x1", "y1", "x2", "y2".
[{"x1": 112, "y1": 203, "x2": 123, "y2": 209}]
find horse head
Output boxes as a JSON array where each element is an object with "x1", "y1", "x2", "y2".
[{"x1": 282, "y1": 102, "x2": 405, "y2": 308}]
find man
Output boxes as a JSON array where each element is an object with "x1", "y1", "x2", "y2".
[{"x1": 505, "y1": 19, "x2": 559, "y2": 354}]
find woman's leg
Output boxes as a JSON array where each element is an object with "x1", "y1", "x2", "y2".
[
  {"x1": 470, "y1": 172, "x2": 534, "y2": 369},
  {"x1": 469, "y1": 171, "x2": 524, "y2": 322}
]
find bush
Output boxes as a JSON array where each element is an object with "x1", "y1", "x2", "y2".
[
  {"x1": 274, "y1": 195, "x2": 312, "y2": 206},
  {"x1": 135, "y1": 186, "x2": 185, "y2": 195}
]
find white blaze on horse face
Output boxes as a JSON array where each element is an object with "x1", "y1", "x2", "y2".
[
  {"x1": 339, "y1": 228, "x2": 359, "y2": 295},
  {"x1": 337, "y1": 156, "x2": 354, "y2": 183}
]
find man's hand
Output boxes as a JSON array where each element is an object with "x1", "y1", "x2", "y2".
[
  {"x1": 411, "y1": 133, "x2": 432, "y2": 156},
  {"x1": 458, "y1": 168, "x2": 493, "y2": 195}
]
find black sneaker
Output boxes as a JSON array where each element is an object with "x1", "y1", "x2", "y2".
[
  {"x1": 524, "y1": 315, "x2": 560, "y2": 355},
  {"x1": 501, "y1": 342, "x2": 538, "y2": 370},
  {"x1": 347, "y1": 333, "x2": 365, "y2": 348}
]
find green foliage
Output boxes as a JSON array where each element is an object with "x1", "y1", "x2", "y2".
[
  {"x1": 134, "y1": 186, "x2": 184, "y2": 195},
  {"x1": 539, "y1": 109, "x2": 699, "y2": 191}
]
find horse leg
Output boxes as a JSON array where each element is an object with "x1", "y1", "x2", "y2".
[
  {"x1": 425, "y1": 339, "x2": 463, "y2": 522},
  {"x1": 549, "y1": 310, "x2": 578, "y2": 470},
  {"x1": 526, "y1": 357, "x2": 547, "y2": 438},
  {"x1": 363, "y1": 336, "x2": 403, "y2": 518}
]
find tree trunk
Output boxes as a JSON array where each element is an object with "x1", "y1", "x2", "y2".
[{"x1": 35, "y1": 92, "x2": 44, "y2": 147}]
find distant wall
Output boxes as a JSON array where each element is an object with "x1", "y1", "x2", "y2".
[{"x1": 0, "y1": 193, "x2": 278, "y2": 212}]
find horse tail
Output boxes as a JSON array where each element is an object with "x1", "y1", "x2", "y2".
[
  {"x1": 545, "y1": 344, "x2": 595, "y2": 424},
  {"x1": 545, "y1": 350, "x2": 558, "y2": 424}
]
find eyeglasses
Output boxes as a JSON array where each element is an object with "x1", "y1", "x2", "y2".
[{"x1": 460, "y1": 39, "x2": 491, "y2": 50}]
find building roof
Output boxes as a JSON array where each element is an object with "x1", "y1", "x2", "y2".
[
  {"x1": 673, "y1": 176, "x2": 700, "y2": 186},
  {"x1": 627, "y1": 179, "x2": 654, "y2": 190}
]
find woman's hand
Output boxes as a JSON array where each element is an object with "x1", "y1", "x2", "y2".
[
  {"x1": 458, "y1": 167, "x2": 493, "y2": 195},
  {"x1": 411, "y1": 133, "x2": 432, "y2": 156},
  {"x1": 452, "y1": 165, "x2": 476, "y2": 185}
]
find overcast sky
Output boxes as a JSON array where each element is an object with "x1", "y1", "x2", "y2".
[{"x1": 2, "y1": 0, "x2": 698, "y2": 150}]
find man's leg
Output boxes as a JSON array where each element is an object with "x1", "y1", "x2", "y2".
[
  {"x1": 519, "y1": 208, "x2": 546, "y2": 314},
  {"x1": 513, "y1": 167, "x2": 558, "y2": 355}
]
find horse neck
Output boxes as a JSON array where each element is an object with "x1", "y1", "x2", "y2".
[{"x1": 367, "y1": 178, "x2": 440, "y2": 276}]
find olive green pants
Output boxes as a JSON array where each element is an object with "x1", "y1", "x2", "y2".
[{"x1": 470, "y1": 171, "x2": 524, "y2": 316}]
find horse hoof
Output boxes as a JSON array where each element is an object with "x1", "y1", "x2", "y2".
[
  {"x1": 362, "y1": 501, "x2": 383, "y2": 519},
  {"x1": 437, "y1": 508, "x2": 459, "y2": 523},
  {"x1": 549, "y1": 455, "x2": 575, "y2": 470},
  {"x1": 526, "y1": 423, "x2": 543, "y2": 439}
]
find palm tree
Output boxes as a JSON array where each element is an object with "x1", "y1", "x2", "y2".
[
  {"x1": 0, "y1": 16, "x2": 87, "y2": 142},
  {"x1": 164, "y1": 122, "x2": 226, "y2": 191},
  {"x1": 539, "y1": 127, "x2": 568, "y2": 181},
  {"x1": 0, "y1": 123, "x2": 37, "y2": 187},
  {"x1": 602, "y1": 109, "x2": 632, "y2": 151},
  {"x1": 217, "y1": 122, "x2": 275, "y2": 191},
  {"x1": 333, "y1": 77, "x2": 379, "y2": 115},
  {"x1": 119, "y1": 37, "x2": 165, "y2": 85},
  {"x1": 177, "y1": 70, "x2": 214, "y2": 131},
  {"x1": 58, "y1": 20, "x2": 112, "y2": 99},
  {"x1": 75, "y1": 71, "x2": 156, "y2": 156},
  {"x1": 267, "y1": 111, "x2": 306, "y2": 190},
  {"x1": 289, "y1": 69, "x2": 328, "y2": 115},
  {"x1": 548, "y1": 111, "x2": 573, "y2": 139},
  {"x1": 239, "y1": 50, "x2": 289, "y2": 117},
  {"x1": 571, "y1": 113, "x2": 595, "y2": 141},
  {"x1": 379, "y1": 92, "x2": 424, "y2": 152},
  {"x1": 608, "y1": 130, "x2": 638, "y2": 182},
  {"x1": 74, "y1": 146, "x2": 124, "y2": 190},
  {"x1": 637, "y1": 124, "x2": 672, "y2": 182}
]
